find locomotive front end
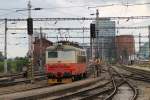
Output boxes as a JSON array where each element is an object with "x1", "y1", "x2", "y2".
[
  {"x1": 45, "y1": 42, "x2": 87, "y2": 84},
  {"x1": 45, "y1": 63, "x2": 75, "y2": 83}
]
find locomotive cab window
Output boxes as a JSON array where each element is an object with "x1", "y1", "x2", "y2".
[
  {"x1": 48, "y1": 51, "x2": 58, "y2": 58},
  {"x1": 77, "y1": 51, "x2": 86, "y2": 63}
]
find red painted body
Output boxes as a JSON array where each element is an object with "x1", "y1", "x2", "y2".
[{"x1": 45, "y1": 63, "x2": 86, "y2": 77}]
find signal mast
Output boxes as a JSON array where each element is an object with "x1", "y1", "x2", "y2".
[{"x1": 27, "y1": 0, "x2": 34, "y2": 83}]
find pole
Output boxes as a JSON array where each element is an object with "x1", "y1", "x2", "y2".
[
  {"x1": 27, "y1": 0, "x2": 34, "y2": 83},
  {"x1": 148, "y1": 26, "x2": 150, "y2": 60},
  {"x1": 96, "y1": 9, "x2": 99, "y2": 58},
  {"x1": 139, "y1": 33, "x2": 141, "y2": 59},
  {"x1": 4, "y1": 18, "x2": 7, "y2": 73},
  {"x1": 83, "y1": 27, "x2": 85, "y2": 44},
  {"x1": 92, "y1": 38, "x2": 94, "y2": 59},
  {"x1": 90, "y1": 35, "x2": 93, "y2": 59},
  {"x1": 95, "y1": 9, "x2": 99, "y2": 77},
  {"x1": 28, "y1": 0, "x2": 31, "y2": 18},
  {"x1": 39, "y1": 27, "x2": 43, "y2": 71}
]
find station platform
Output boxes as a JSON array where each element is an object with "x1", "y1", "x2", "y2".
[{"x1": 0, "y1": 77, "x2": 101, "y2": 100}]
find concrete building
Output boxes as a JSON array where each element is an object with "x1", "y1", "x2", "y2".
[
  {"x1": 93, "y1": 18, "x2": 116, "y2": 61},
  {"x1": 115, "y1": 35, "x2": 135, "y2": 63}
]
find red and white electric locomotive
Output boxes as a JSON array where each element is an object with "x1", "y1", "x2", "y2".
[{"x1": 45, "y1": 41, "x2": 87, "y2": 84}]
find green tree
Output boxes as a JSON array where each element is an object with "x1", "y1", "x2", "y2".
[
  {"x1": 15, "y1": 57, "x2": 29, "y2": 72},
  {"x1": 7, "y1": 57, "x2": 29, "y2": 73}
]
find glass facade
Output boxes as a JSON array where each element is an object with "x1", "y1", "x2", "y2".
[{"x1": 93, "y1": 19, "x2": 116, "y2": 61}]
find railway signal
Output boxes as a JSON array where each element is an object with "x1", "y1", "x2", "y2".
[
  {"x1": 90, "y1": 23, "x2": 96, "y2": 38},
  {"x1": 27, "y1": 0, "x2": 34, "y2": 83},
  {"x1": 27, "y1": 18, "x2": 33, "y2": 35}
]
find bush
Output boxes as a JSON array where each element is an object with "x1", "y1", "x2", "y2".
[{"x1": 0, "y1": 57, "x2": 29, "y2": 73}]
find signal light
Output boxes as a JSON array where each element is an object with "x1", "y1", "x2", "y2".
[
  {"x1": 90, "y1": 23, "x2": 96, "y2": 38},
  {"x1": 27, "y1": 18, "x2": 33, "y2": 35}
]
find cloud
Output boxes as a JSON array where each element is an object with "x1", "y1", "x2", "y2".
[{"x1": 0, "y1": 0, "x2": 150, "y2": 58}]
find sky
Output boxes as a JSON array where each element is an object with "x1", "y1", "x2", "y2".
[{"x1": 0, "y1": 0, "x2": 150, "y2": 58}]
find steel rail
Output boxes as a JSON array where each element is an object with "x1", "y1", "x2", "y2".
[
  {"x1": 103, "y1": 68, "x2": 118, "y2": 100},
  {"x1": 78, "y1": 80, "x2": 125, "y2": 100},
  {"x1": 109, "y1": 66, "x2": 138, "y2": 100},
  {"x1": 0, "y1": 71, "x2": 46, "y2": 87},
  {"x1": 51, "y1": 80, "x2": 112, "y2": 100},
  {"x1": 117, "y1": 65, "x2": 150, "y2": 80}
]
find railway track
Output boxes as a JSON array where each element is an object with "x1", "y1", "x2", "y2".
[
  {"x1": 49, "y1": 81, "x2": 112, "y2": 100},
  {"x1": 0, "y1": 71, "x2": 44, "y2": 79},
  {"x1": 117, "y1": 65, "x2": 150, "y2": 79},
  {"x1": 47, "y1": 66, "x2": 138, "y2": 100},
  {"x1": 0, "y1": 80, "x2": 48, "y2": 95},
  {"x1": 41, "y1": 65, "x2": 138, "y2": 100},
  {"x1": 0, "y1": 71, "x2": 46, "y2": 87},
  {"x1": 0, "y1": 78, "x2": 103, "y2": 99},
  {"x1": 0, "y1": 65, "x2": 140, "y2": 100},
  {"x1": 104, "y1": 66, "x2": 138, "y2": 100},
  {"x1": 115, "y1": 65, "x2": 150, "y2": 83},
  {"x1": 0, "y1": 73, "x2": 47, "y2": 95},
  {"x1": 0, "y1": 72, "x2": 23, "y2": 78},
  {"x1": 0, "y1": 75, "x2": 47, "y2": 87}
]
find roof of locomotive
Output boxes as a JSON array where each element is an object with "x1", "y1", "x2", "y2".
[{"x1": 46, "y1": 41, "x2": 85, "y2": 51}]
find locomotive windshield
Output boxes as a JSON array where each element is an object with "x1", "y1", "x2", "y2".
[
  {"x1": 47, "y1": 50, "x2": 76, "y2": 62},
  {"x1": 59, "y1": 51, "x2": 75, "y2": 60},
  {"x1": 48, "y1": 51, "x2": 58, "y2": 58}
]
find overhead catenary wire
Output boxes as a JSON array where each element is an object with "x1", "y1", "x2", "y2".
[
  {"x1": 3, "y1": 35, "x2": 148, "y2": 39},
  {"x1": 32, "y1": 2, "x2": 150, "y2": 9},
  {"x1": 7, "y1": 26, "x2": 150, "y2": 30},
  {"x1": 88, "y1": 2, "x2": 150, "y2": 8},
  {"x1": 0, "y1": 16, "x2": 150, "y2": 21},
  {"x1": 0, "y1": 2, "x2": 149, "y2": 11}
]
